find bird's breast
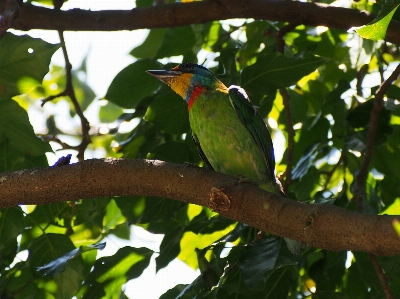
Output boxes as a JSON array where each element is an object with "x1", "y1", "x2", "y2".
[{"x1": 189, "y1": 92, "x2": 268, "y2": 184}]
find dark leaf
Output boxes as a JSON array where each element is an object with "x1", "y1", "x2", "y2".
[
  {"x1": 238, "y1": 237, "x2": 299, "y2": 291},
  {"x1": 241, "y1": 53, "x2": 326, "y2": 92},
  {"x1": 105, "y1": 59, "x2": 161, "y2": 108},
  {"x1": 0, "y1": 101, "x2": 52, "y2": 155}
]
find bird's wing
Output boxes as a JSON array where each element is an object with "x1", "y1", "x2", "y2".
[
  {"x1": 228, "y1": 85, "x2": 276, "y2": 183},
  {"x1": 191, "y1": 132, "x2": 214, "y2": 170}
]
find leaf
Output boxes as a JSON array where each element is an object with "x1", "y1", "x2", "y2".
[
  {"x1": 99, "y1": 100, "x2": 125, "y2": 123},
  {"x1": 354, "y1": 4, "x2": 400, "y2": 41},
  {"x1": 80, "y1": 246, "x2": 153, "y2": 299},
  {"x1": 292, "y1": 143, "x2": 319, "y2": 180},
  {"x1": 156, "y1": 228, "x2": 184, "y2": 272},
  {"x1": 3, "y1": 263, "x2": 47, "y2": 299},
  {"x1": 37, "y1": 243, "x2": 106, "y2": 278},
  {"x1": 294, "y1": 117, "x2": 330, "y2": 163},
  {"x1": 28, "y1": 234, "x2": 85, "y2": 299},
  {"x1": 0, "y1": 207, "x2": 24, "y2": 269},
  {"x1": 144, "y1": 91, "x2": 190, "y2": 134},
  {"x1": 154, "y1": 26, "x2": 196, "y2": 59},
  {"x1": 308, "y1": 251, "x2": 347, "y2": 292},
  {"x1": 344, "y1": 252, "x2": 382, "y2": 297},
  {"x1": 71, "y1": 70, "x2": 97, "y2": 116},
  {"x1": 312, "y1": 291, "x2": 349, "y2": 299},
  {"x1": 104, "y1": 59, "x2": 161, "y2": 108},
  {"x1": 130, "y1": 28, "x2": 166, "y2": 59},
  {"x1": 160, "y1": 285, "x2": 188, "y2": 299},
  {"x1": 0, "y1": 133, "x2": 49, "y2": 171},
  {"x1": 0, "y1": 100, "x2": 52, "y2": 155},
  {"x1": 0, "y1": 33, "x2": 60, "y2": 100},
  {"x1": 216, "y1": 47, "x2": 240, "y2": 86},
  {"x1": 237, "y1": 237, "x2": 298, "y2": 291},
  {"x1": 149, "y1": 141, "x2": 191, "y2": 163},
  {"x1": 241, "y1": 53, "x2": 326, "y2": 93},
  {"x1": 135, "y1": 0, "x2": 153, "y2": 7}
]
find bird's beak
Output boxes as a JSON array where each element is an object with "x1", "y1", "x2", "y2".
[{"x1": 146, "y1": 70, "x2": 182, "y2": 86}]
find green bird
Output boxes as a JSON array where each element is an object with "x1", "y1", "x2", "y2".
[{"x1": 147, "y1": 63, "x2": 304, "y2": 253}]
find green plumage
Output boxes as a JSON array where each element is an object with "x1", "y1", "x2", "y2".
[
  {"x1": 147, "y1": 63, "x2": 305, "y2": 254},
  {"x1": 189, "y1": 87, "x2": 278, "y2": 193}
]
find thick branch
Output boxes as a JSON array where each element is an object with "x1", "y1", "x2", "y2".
[
  {"x1": 10, "y1": 1, "x2": 400, "y2": 45},
  {"x1": 0, "y1": 159, "x2": 399, "y2": 255}
]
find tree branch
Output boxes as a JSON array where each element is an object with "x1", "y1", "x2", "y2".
[
  {"x1": 275, "y1": 23, "x2": 298, "y2": 189},
  {"x1": 353, "y1": 63, "x2": 400, "y2": 208},
  {"x1": 57, "y1": 30, "x2": 91, "y2": 161},
  {"x1": 9, "y1": 1, "x2": 400, "y2": 46},
  {"x1": 369, "y1": 253, "x2": 394, "y2": 299},
  {"x1": 0, "y1": 159, "x2": 399, "y2": 255}
]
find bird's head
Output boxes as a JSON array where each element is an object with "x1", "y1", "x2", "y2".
[{"x1": 147, "y1": 63, "x2": 228, "y2": 103}]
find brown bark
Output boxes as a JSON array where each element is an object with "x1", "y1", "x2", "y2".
[
  {"x1": 9, "y1": 1, "x2": 400, "y2": 45},
  {"x1": 0, "y1": 158, "x2": 399, "y2": 256}
]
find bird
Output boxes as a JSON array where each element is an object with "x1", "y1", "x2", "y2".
[{"x1": 147, "y1": 62, "x2": 304, "y2": 254}]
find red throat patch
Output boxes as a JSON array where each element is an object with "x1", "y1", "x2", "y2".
[{"x1": 188, "y1": 85, "x2": 206, "y2": 111}]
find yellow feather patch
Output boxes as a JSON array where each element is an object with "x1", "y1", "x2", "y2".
[
  {"x1": 165, "y1": 73, "x2": 193, "y2": 98},
  {"x1": 215, "y1": 81, "x2": 229, "y2": 94}
]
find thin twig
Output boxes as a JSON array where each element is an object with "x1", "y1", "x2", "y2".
[
  {"x1": 40, "y1": 135, "x2": 76, "y2": 150},
  {"x1": 280, "y1": 88, "x2": 295, "y2": 189},
  {"x1": 353, "y1": 63, "x2": 400, "y2": 209},
  {"x1": 352, "y1": 59, "x2": 400, "y2": 299},
  {"x1": 369, "y1": 253, "x2": 394, "y2": 299},
  {"x1": 57, "y1": 30, "x2": 91, "y2": 161},
  {"x1": 275, "y1": 23, "x2": 298, "y2": 189},
  {"x1": 356, "y1": 64, "x2": 369, "y2": 97},
  {"x1": 41, "y1": 90, "x2": 68, "y2": 106},
  {"x1": 322, "y1": 152, "x2": 345, "y2": 190}
]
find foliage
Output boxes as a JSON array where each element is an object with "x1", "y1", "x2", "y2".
[{"x1": 1, "y1": 0, "x2": 400, "y2": 298}]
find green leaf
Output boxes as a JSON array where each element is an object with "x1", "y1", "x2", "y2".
[
  {"x1": 0, "y1": 33, "x2": 60, "y2": 100},
  {"x1": 115, "y1": 196, "x2": 186, "y2": 225},
  {"x1": 216, "y1": 47, "x2": 240, "y2": 86},
  {"x1": 0, "y1": 207, "x2": 24, "y2": 269},
  {"x1": 144, "y1": 91, "x2": 190, "y2": 134},
  {"x1": 154, "y1": 26, "x2": 196, "y2": 59},
  {"x1": 312, "y1": 291, "x2": 349, "y2": 299},
  {"x1": 71, "y1": 70, "x2": 96, "y2": 115},
  {"x1": 241, "y1": 53, "x2": 326, "y2": 93},
  {"x1": 37, "y1": 243, "x2": 105, "y2": 278},
  {"x1": 4, "y1": 263, "x2": 47, "y2": 299},
  {"x1": 130, "y1": 29, "x2": 166, "y2": 59},
  {"x1": 149, "y1": 141, "x2": 191, "y2": 163},
  {"x1": 80, "y1": 246, "x2": 153, "y2": 299},
  {"x1": 294, "y1": 117, "x2": 330, "y2": 163},
  {"x1": 0, "y1": 133, "x2": 48, "y2": 171},
  {"x1": 160, "y1": 284, "x2": 188, "y2": 299},
  {"x1": 237, "y1": 237, "x2": 298, "y2": 291},
  {"x1": 308, "y1": 251, "x2": 347, "y2": 292},
  {"x1": 292, "y1": 166, "x2": 320, "y2": 201},
  {"x1": 292, "y1": 143, "x2": 319, "y2": 180},
  {"x1": 135, "y1": 0, "x2": 153, "y2": 7},
  {"x1": 156, "y1": 228, "x2": 184, "y2": 272},
  {"x1": 355, "y1": 4, "x2": 400, "y2": 41},
  {"x1": 28, "y1": 234, "x2": 85, "y2": 299},
  {"x1": 105, "y1": 59, "x2": 161, "y2": 108},
  {"x1": 0, "y1": 100, "x2": 52, "y2": 155},
  {"x1": 344, "y1": 252, "x2": 382, "y2": 297}
]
